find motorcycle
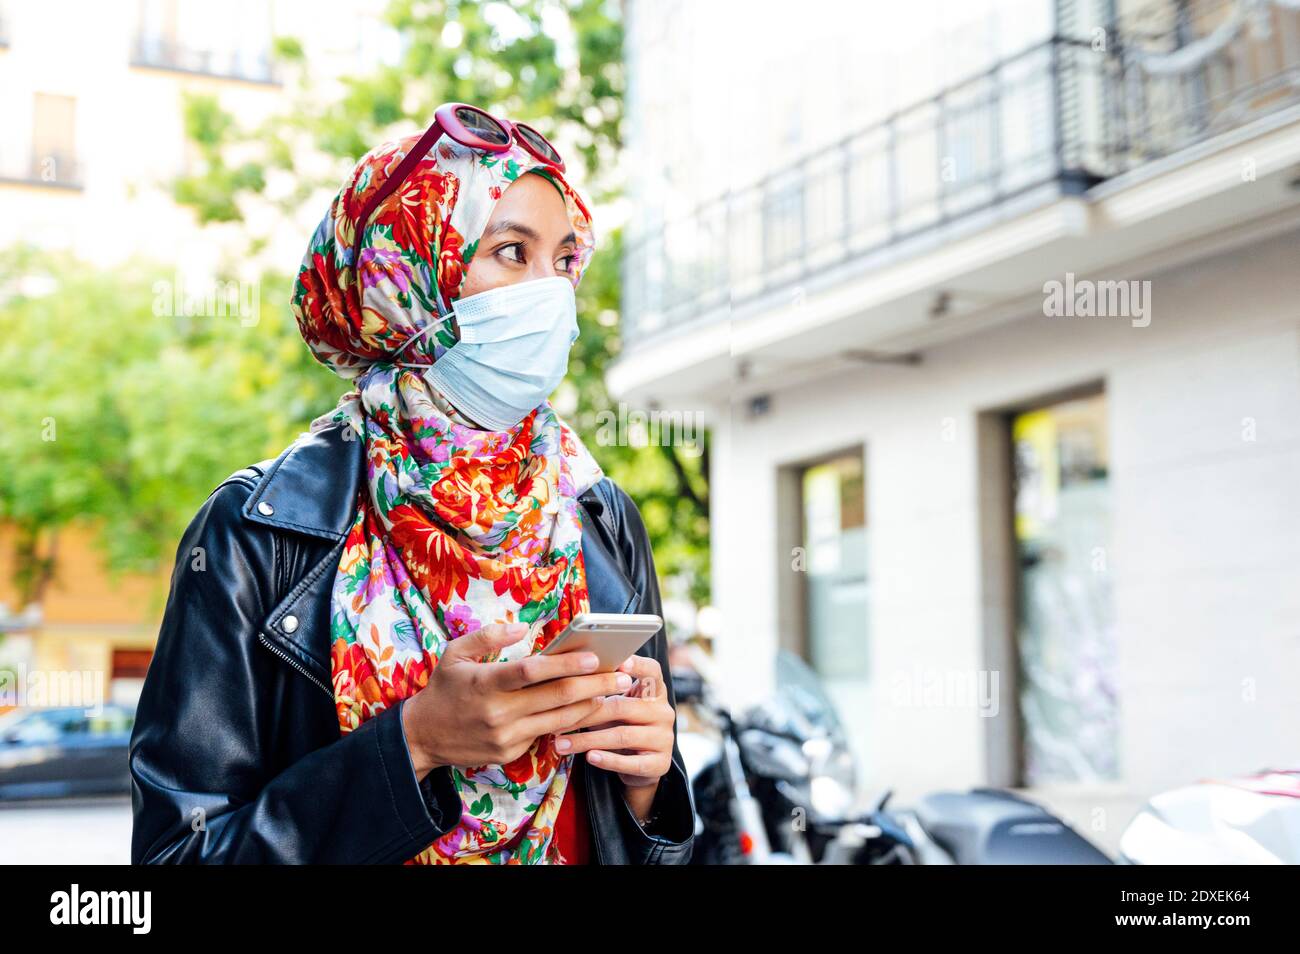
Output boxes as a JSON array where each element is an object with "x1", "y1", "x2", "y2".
[
  {"x1": 877, "y1": 787, "x2": 1111, "y2": 864},
  {"x1": 673, "y1": 647, "x2": 877, "y2": 864},
  {"x1": 673, "y1": 646, "x2": 1111, "y2": 864}
]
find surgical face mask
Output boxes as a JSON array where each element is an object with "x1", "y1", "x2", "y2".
[{"x1": 391, "y1": 274, "x2": 579, "y2": 431}]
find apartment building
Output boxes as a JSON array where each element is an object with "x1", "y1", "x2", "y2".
[{"x1": 614, "y1": 0, "x2": 1300, "y2": 834}]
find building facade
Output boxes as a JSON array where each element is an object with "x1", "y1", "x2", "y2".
[{"x1": 616, "y1": 0, "x2": 1300, "y2": 840}]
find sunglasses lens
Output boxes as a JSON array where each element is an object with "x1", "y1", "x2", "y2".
[
  {"x1": 454, "y1": 106, "x2": 510, "y2": 147},
  {"x1": 515, "y1": 123, "x2": 562, "y2": 165}
]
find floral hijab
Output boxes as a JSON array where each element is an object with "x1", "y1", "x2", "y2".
[{"x1": 290, "y1": 127, "x2": 603, "y2": 864}]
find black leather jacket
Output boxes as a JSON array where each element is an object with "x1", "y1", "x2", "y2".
[{"x1": 128, "y1": 418, "x2": 696, "y2": 864}]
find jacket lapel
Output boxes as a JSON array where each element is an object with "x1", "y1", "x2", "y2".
[
  {"x1": 241, "y1": 423, "x2": 362, "y2": 545},
  {"x1": 246, "y1": 421, "x2": 639, "y2": 690},
  {"x1": 245, "y1": 422, "x2": 360, "y2": 691},
  {"x1": 576, "y1": 492, "x2": 640, "y2": 615}
]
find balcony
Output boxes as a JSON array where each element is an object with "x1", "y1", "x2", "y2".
[
  {"x1": 621, "y1": 0, "x2": 1300, "y2": 352},
  {"x1": 130, "y1": 34, "x2": 278, "y2": 85},
  {"x1": 0, "y1": 151, "x2": 83, "y2": 190}
]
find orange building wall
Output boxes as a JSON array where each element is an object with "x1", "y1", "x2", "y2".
[{"x1": 0, "y1": 520, "x2": 172, "y2": 711}]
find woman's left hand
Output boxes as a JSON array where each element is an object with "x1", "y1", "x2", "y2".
[{"x1": 553, "y1": 654, "x2": 674, "y2": 790}]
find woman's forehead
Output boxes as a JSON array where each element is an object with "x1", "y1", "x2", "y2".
[{"x1": 486, "y1": 172, "x2": 574, "y2": 240}]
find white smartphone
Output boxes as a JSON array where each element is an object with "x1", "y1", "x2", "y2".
[{"x1": 538, "y1": 612, "x2": 663, "y2": 672}]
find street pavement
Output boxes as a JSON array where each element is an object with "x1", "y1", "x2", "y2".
[
  {"x1": 0, "y1": 795, "x2": 131, "y2": 864},
  {"x1": 0, "y1": 789, "x2": 1134, "y2": 864}
]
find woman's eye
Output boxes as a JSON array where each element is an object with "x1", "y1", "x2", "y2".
[
  {"x1": 558, "y1": 253, "x2": 576, "y2": 273},
  {"x1": 498, "y1": 243, "x2": 525, "y2": 264}
]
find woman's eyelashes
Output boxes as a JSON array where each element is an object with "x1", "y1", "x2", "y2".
[
  {"x1": 495, "y1": 242, "x2": 526, "y2": 265},
  {"x1": 495, "y1": 242, "x2": 576, "y2": 273}
]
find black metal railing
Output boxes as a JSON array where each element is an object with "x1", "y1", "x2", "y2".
[
  {"x1": 622, "y1": 35, "x2": 1107, "y2": 345},
  {"x1": 0, "y1": 150, "x2": 83, "y2": 189},
  {"x1": 30, "y1": 151, "x2": 82, "y2": 187},
  {"x1": 621, "y1": 0, "x2": 1300, "y2": 348},
  {"x1": 1107, "y1": 0, "x2": 1300, "y2": 165},
  {"x1": 131, "y1": 34, "x2": 277, "y2": 84}
]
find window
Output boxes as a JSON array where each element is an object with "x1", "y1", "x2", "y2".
[
  {"x1": 133, "y1": 0, "x2": 275, "y2": 83},
  {"x1": 8, "y1": 711, "x2": 63, "y2": 744},
  {"x1": 31, "y1": 93, "x2": 78, "y2": 186},
  {"x1": 1010, "y1": 391, "x2": 1117, "y2": 784},
  {"x1": 798, "y1": 450, "x2": 869, "y2": 681}
]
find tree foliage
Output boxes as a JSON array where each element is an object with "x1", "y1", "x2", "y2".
[{"x1": 0, "y1": 246, "x2": 338, "y2": 610}]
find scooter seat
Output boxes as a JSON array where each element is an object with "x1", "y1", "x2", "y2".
[{"x1": 913, "y1": 789, "x2": 1111, "y2": 864}]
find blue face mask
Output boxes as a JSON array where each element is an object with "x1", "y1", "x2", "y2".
[{"x1": 391, "y1": 275, "x2": 579, "y2": 431}]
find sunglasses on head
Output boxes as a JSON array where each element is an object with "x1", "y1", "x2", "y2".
[{"x1": 350, "y1": 102, "x2": 565, "y2": 268}]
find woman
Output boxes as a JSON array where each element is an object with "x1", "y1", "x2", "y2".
[{"x1": 128, "y1": 104, "x2": 696, "y2": 864}]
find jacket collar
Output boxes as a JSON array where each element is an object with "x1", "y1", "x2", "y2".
[
  {"x1": 240, "y1": 420, "x2": 364, "y2": 542},
  {"x1": 244, "y1": 419, "x2": 637, "y2": 686}
]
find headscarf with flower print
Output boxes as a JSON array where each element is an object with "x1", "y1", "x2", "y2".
[{"x1": 291, "y1": 127, "x2": 604, "y2": 864}]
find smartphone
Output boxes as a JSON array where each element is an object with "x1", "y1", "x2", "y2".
[{"x1": 538, "y1": 612, "x2": 663, "y2": 672}]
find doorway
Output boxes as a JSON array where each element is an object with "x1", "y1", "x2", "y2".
[{"x1": 1009, "y1": 390, "x2": 1118, "y2": 785}]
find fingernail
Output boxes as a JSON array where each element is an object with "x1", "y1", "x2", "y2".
[
  {"x1": 616, "y1": 673, "x2": 633, "y2": 690},
  {"x1": 581, "y1": 653, "x2": 599, "y2": 670},
  {"x1": 555, "y1": 737, "x2": 571, "y2": 752}
]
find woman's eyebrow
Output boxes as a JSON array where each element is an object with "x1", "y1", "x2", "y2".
[{"x1": 487, "y1": 218, "x2": 576, "y2": 246}]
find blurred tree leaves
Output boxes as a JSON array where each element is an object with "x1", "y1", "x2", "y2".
[
  {"x1": 562, "y1": 229, "x2": 711, "y2": 604},
  {"x1": 177, "y1": 0, "x2": 627, "y2": 223},
  {"x1": 172, "y1": 95, "x2": 266, "y2": 223},
  {"x1": 0, "y1": 246, "x2": 339, "y2": 608}
]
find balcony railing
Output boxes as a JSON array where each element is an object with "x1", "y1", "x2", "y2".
[
  {"x1": 131, "y1": 34, "x2": 277, "y2": 85},
  {"x1": 0, "y1": 151, "x2": 83, "y2": 189},
  {"x1": 622, "y1": 0, "x2": 1300, "y2": 348},
  {"x1": 1108, "y1": 0, "x2": 1300, "y2": 163}
]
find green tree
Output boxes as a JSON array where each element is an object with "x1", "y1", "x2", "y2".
[{"x1": 0, "y1": 246, "x2": 339, "y2": 611}]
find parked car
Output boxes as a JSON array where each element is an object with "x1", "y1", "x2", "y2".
[
  {"x1": 1118, "y1": 769, "x2": 1300, "y2": 864},
  {"x1": 0, "y1": 704, "x2": 135, "y2": 800}
]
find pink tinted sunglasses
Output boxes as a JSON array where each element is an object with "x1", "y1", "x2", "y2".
[{"x1": 350, "y1": 102, "x2": 565, "y2": 267}]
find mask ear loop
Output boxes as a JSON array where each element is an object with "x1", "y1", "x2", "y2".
[{"x1": 390, "y1": 311, "x2": 456, "y2": 368}]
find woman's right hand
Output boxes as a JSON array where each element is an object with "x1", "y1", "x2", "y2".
[{"x1": 400, "y1": 621, "x2": 632, "y2": 779}]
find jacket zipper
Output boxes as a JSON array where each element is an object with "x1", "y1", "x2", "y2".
[{"x1": 257, "y1": 631, "x2": 334, "y2": 700}]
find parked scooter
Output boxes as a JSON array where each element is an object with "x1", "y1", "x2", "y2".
[
  {"x1": 672, "y1": 646, "x2": 1111, "y2": 864},
  {"x1": 673, "y1": 648, "x2": 883, "y2": 864},
  {"x1": 1117, "y1": 769, "x2": 1300, "y2": 864},
  {"x1": 878, "y1": 787, "x2": 1111, "y2": 864}
]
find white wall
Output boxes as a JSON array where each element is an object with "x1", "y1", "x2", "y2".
[
  {"x1": 0, "y1": 0, "x2": 397, "y2": 280},
  {"x1": 712, "y1": 224, "x2": 1300, "y2": 806},
  {"x1": 0, "y1": 3, "x2": 279, "y2": 272}
]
